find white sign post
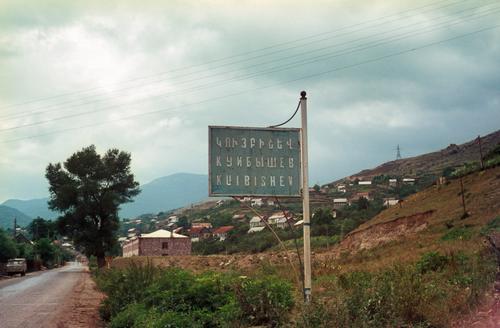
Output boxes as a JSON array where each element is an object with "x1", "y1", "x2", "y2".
[{"x1": 300, "y1": 90, "x2": 312, "y2": 302}]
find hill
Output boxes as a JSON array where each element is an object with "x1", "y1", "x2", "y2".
[
  {"x1": 335, "y1": 165, "x2": 500, "y2": 271},
  {"x1": 119, "y1": 173, "x2": 208, "y2": 218},
  {"x1": 334, "y1": 129, "x2": 500, "y2": 183},
  {"x1": 0, "y1": 205, "x2": 33, "y2": 230},
  {"x1": 1, "y1": 198, "x2": 58, "y2": 220}
]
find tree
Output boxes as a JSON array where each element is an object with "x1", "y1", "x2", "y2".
[
  {"x1": 0, "y1": 228, "x2": 18, "y2": 262},
  {"x1": 27, "y1": 217, "x2": 57, "y2": 241},
  {"x1": 46, "y1": 145, "x2": 140, "y2": 267},
  {"x1": 313, "y1": 184, "x2": 321, "y2": 192}
]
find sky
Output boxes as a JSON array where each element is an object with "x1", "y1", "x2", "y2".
[{"x1": 0, "y1": 0, "x2": 499, "y2": 202}]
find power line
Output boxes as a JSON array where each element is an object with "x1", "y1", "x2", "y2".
[
  {"x1": 2, "y1": 23, "x2": 498, "y2": 144},
  {"x1": 1, "y1": 4, "x2": 498, "y2": 133},
  {"x1": 0, "y1": 0, "x2": 476, "y2": 114}
]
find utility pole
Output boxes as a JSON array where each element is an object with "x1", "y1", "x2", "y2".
[
  {"x1": 459, "y1": 176, "x2": 467, "y2": 218},
  {"x1": 396, "y1": 144, "x2": 402, "y2": 160},
  {"x1": 477, "y1": 135, "x2": 484, "y2": 170},
  {"x1": 13, "y1": 217, "x2": 17, "y2": 238},
  {"x1": 300, "y1": 90, "x2": 312, "y2": 303}
]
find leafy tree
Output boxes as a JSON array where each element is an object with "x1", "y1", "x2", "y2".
[
  {"x1": 0, "y1": 228, "x2": 18, "y2": 262},
  {"x1": 313, "y1": 184, "x2": 321, "y2": 192},
  {"x1": 46, "y1": 145, "x2": 140, "y2": 267},
  {"x1": 34, "y1": 238, "x2": 56, "y2": 266},
  {"x1": 27, "y1": 217, "x2": 57, "y2": 241},
  {"x1": 177, "y1": 216, "x2": 190, "y2": 229},
  {"x1": 357, "y1": 197, "x2": 369, "y2": 210}
]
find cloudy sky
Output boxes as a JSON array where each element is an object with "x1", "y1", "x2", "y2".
[{"x1": 1, "y1": 0, "x2": 499, "y2": 202}]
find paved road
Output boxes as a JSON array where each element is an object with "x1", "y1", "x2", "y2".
[{"x1": 0, "y1": 262, "x2": 86, "y2": 328}]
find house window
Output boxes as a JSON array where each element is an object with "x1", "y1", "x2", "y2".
[{"x1": 162, "y1": 242, "x2": 168, "y2": 249}]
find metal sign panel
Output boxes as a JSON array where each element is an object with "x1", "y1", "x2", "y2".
[{"x1": 209, "y1": 126, "x2": 301, "y2": 197}]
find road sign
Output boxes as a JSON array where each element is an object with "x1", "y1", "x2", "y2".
[{"x1": 209, "y1": 126, "x2": 301, "y2": 197}]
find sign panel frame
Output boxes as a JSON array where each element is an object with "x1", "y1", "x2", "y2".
[{"x1": 208, "y1": 125, "x2": 302, "y2": 198}]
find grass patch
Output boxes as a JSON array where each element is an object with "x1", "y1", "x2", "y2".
[
  {"x1": 481, "y1": 216, "x2": 500, "y2": 235},
  {"x1": 441, "y1": 226, "x2": 474, "y2": 241}
]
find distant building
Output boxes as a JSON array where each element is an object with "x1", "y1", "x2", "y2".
[
  {"x1": 248, "y1": 216, "x2": 266, "y2": 233},
  {"x1": 188, "y1": 226, "x2": 212, "y2": 242},
  {"x1": 232, "y1": 213, "x2": 247, "y2": 221},
  {"x1": 333, "y1": 198, "x2": 349, "y2": 209},
  {"x1": 251, "y1": 198, "x2": 263, "y2": 207},
  {"x1": 389, "y1": 178, "x2": 398, "y2": 187},
  {"x1": 191, "y1": 222, "x2": 213, "y2": 229},
  {"x1": 403, "y1": 178, "x2": 416, "y2": 185},
  {"x1": 122, "y1": 229, "x2": 191, "y2": 257},
  {"x1": 383, "y1": 198, "x2": 399, "y2": 207},
  {"x1": 350, "y1": 192, "x2": 372, "y2": 202},
  {"x1": 212, "y1": 226, "x2": 234, "y2": 241},
  {"x1": 358, "y1": 180, "x2": 372, "y2": 186},
  {"x1": 337, "y1": 184, "x2": 346, "y2": 193},
  {"x1": 268, "y1": 212, "x2": 294, "y2": 229}
]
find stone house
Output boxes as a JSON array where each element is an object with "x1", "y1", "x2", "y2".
[
  {"x1": 212, "y1": 226, "x2": 234, "y2": 241},
  {"x1": 122, "y1": 229, "x2": 191, "y2": 257}
]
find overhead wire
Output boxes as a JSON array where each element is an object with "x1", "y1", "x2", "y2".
[
  {"x1": 2, "y1": 23, "x2": 498, "y2": 144},
  {"x1": 3, "y1": 0, "x2": 488, "y2": 122},
  {"x1": 0, "y1": 0, "x2": 478, "y2": 116},
  {"x1": 1, "y1": 3, "x2": 498, "y2": 133}
]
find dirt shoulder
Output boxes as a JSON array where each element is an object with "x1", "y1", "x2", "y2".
[{"x1": 53, "y1": 268, "x2": 105, "y2": 328}]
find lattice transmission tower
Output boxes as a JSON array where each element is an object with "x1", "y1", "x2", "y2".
[{"x1": 396, "y1": 144, "x2": 402, "y2": 160}]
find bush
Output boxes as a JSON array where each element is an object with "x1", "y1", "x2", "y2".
[
  {"x1": 235, "y1": 275, "x2": 294, "y2": 326},
  {"x1": 416, "y1": 251, "x2": 448, "y2": 274},
  {"x1": 95, "y1": 264, "x2": 294, "y2": 327}
]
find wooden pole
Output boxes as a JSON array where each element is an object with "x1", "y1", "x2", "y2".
[
  {"x1": 459, "y1": 176, "x2": 467, "y2": 217},
  {"x1": 478, "y1": 135, "x2": 484, "y2": 170},
  {"x1": 300, "y1": 90, "x2": 312, "y2": 303}
]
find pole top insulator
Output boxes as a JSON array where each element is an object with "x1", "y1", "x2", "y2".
[{"x1": 300, "y1": 90, "x2": 307, "y2": 99}]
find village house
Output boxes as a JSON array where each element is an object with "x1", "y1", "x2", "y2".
[
  {"x1": 268, "y1": 212, "x2": 294, "y2": 229},
  {"x1": 232, "y1": 213, "x2": 247, "y2": 222},
  {"x1": 389, "y1": 178, "x2": 398, "y2": 187},
  {"x1": 191, "y1": 222, "x2": 213, "y2": 229},
  {"x1": 248, "y1": 216, "x2": 266, "y2": 233},
  {"x1": 337, "y1": 184, "x2": 346, "y2": 193},
  {"x1": 403, "y1": 178, "x2": 416, "y2": 185},
  {"x1": 350, "y1": 192, "x2": 372, "y2": 202},
  {"x1": 251, "y1": 198, "x2": 264, "y2": 207},
  {"x1": 383, "y1": 198, "x2": 400, "y2": 207},
  {"x1": 212, "y1": 226, "x2": 234, "y2": 241},
  {"x1": 122, "y1": 229, "x2": 191, "y2": 257},
  {"x1": 188, "y1": 226, "x2": 212, "y2": 242},
  {"x1": 358, "y1": 180, "x2": 372, "y2": 186},
  {"x1": 333, "y1": 198, "x2": 349, "y2": 209}
]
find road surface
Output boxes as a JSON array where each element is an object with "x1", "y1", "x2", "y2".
[{"x1": 0, "y1": 262, "x2": 100, "y2": 328}]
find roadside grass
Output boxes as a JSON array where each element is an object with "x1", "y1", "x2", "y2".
[
  {"x1": 300, "y1": 248, "x2": 497, "y2": 327},
  {"x1": 94, "y1": 261, "x2": 294, "y2": 328}
]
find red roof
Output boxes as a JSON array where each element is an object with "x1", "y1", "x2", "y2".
[
  {"x1": 189, "y1": 226, "x2": 210, "y2": 234},
  {"x1": 213, "y1": 226, "x2": 234, "y2": 234}
]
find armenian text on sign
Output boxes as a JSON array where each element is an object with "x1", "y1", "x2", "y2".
[{"x1": 209, "y1": 126, "x2": 301, "y2": 197}]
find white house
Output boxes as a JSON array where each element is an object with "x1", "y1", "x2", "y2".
[
  {"x1": 389, "y1": 179, "x2": 398, "y2": 187},
  {"x1": 248, "y1": 216, "x2": 266, "y2": 233},
  {"x1": 251, "y1": 198, "x2": 263, "y2": 207},
  {"x1": 403, "y1": 178, "x2": 416, "y2": 185},
  {"x1": 358, "y1": 180, "x2": 372, "y2": 186},
  {"x1": 333, "y1": 198, "x2": 349, "y2": 209},
  {"x1": 383, "y1": 198, "x2": 400, "y2": 207}
]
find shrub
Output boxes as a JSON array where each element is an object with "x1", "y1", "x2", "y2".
[
  {"x1": 235, "y1": 275, "x2": 294, "y2": 326},
  {"x1": 416, "y1": 251, "x2": 449, "y2": 274},
  {"x1": 95, "y1": 265, "x2": 294, "y2": 327}
]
